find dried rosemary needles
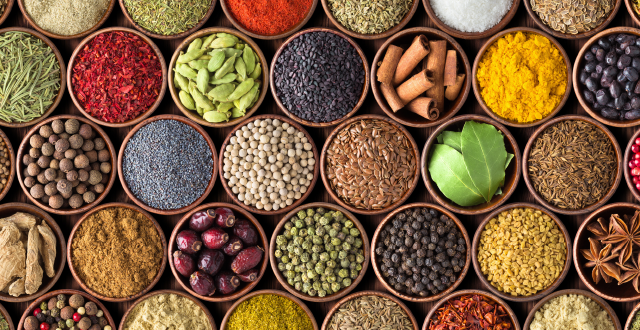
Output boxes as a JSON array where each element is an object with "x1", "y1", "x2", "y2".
[{"x1": 327, "y1": 295, "x2": 413, "y2": 330}]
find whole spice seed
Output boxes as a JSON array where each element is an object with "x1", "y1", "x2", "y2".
[
  {"x1": 123, "y1": 0, "x2": 211, "y2": 36},
  {"x1": 123, "y1": 293, "x2": 211, "y2": 330},
  {"x1": 225, "y1": 0, "x2": 314, "y2": 36},
  {"x1": 0, "y1": 0, "x2": 6, "y2": 18},
  {"x1": 428, "y1": 294, "x2": 514, "y2": 330},
  {"x1": 0, "y1": 313, "x2": 7, "y2": 330},
  {"x1": 431, "y1": 0, "x2": 512, "y2": 33},
  {"x1": 629, "y1": 138, "x2": 640, "y2": 189},
  {"x1": 326, "y1": 119, "x2": 416, "y2": 211},
  {"x1": 327, "y1": 295, "x2": 413, "y2": 330},
  {"x1": 25, "y1": 294, "x2": 110, "y2": 330},
  {"x1": 631, "y1": 310, "x2": 640, "y2": 330},
  {"x1": 0, "y1": 138, "x2": 10, "y2": 193},
  {"x1": 226, "y1": 294, "x2": 313, "y2": 330},
  {"x1": 531, "y1": 0, "x2": 612, "y2": 35},
  {"x1": 23, "y1": 0, "x2": 110, "y2": 36},
  {"x1": 529, "y1": 294, "x2": 615, "y2": 330},
  {"x1": 528, "y1": 120, "x2": 617, "y2": 210},
  {"x1": 0, "y1": 32, "x2": 61, "y2": 123},
  {"x1": 327, "y1": 0, "x2": 412, "y2": 35}
]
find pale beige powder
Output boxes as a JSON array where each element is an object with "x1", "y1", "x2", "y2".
[
  {"x1": 530, "y1": 294, "x2": 615, "y2": 330},
  {"x1": 123, "y1": 293, "x2": 212, "y2": 330},
  {"x1": 23, "y1": 0, "x2": 109, "y2": 36}
]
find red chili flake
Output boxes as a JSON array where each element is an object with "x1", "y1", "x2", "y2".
[
  {"x1": 429, "y1": 294, "x2": 514, "y2": 330},
  {"x1": 71, "y1": 31, "x2": 162, "y2": 123}
]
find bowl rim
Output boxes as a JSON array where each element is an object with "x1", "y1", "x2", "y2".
[
  {"x1": 625, "y1": 0, "x2": 640, "y2": 27},
  {"x1": 624, "y1": 129, "x2": 640, "y2": 202},
  {"x1": 625, "y1": 299, "x2": 640, "y2": 330},
  {"x1": 0, "y1": 128, "x2": 16, "y2": 203},
  {"x1": 0, "y1": 303, "x2": 14, "y2": 330},
  {"x1": 0, "y1": 0, "x2": 16, "y2": 27}
]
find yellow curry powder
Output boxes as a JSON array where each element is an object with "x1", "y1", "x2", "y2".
[
  {"x1": 476, "y1": 32, "x2": 567, "y2": 123},
  {"x1": 227, "y1": 294, "x2": 314, "y2": 330}
]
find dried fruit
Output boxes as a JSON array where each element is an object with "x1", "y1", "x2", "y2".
[
  {"x1": 231, "y1": 246, "x2": 264, "y2": 274},
  {"x1": 189, "y1": 271, "x2": 216, "y2": 296},
  {"x1": 197, "y1": 249, "x2": 225, "y2": 276},
  {"x1": 215, "y1": 271, "x2": 240, "y2": 294},
  {"x1": 215, "y1": 207, "x2": 236, "y2": 228},
  {"x1": 176, "y1": 230, "x2": 203, "y2": 254},
  {"x1": 201, "y1": 227, "x2": 229, "y2": 250},
  {"x1": 237, "y1": 268, "x2": 259, "y2": 282},
  {"x1": 223, "y1": 235, "x2": 243, "y2": 256},
  {"x1": 233, "y1": 220, "x2": 258, "y2": 246},
  {"x1": 189, "y1": 210, "x2": 214, "y2": 232},
  {"x1": 173, "y1": 250, "x2": 195, "y2": 277}
]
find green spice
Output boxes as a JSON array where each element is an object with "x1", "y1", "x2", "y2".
[
  {"x1": 123, "y1": 0, "x2": 211, "y2": 36},
  {"x1": 632, "y1": 311, "x2": 640, "y2": 330},
  {"x1": 327, "y1": 0, "x2": 413, "y2": 35},
  {"x1": 23, "y1": 0, "x2": 110, "y2": 36},
  {"x1": 227, "y1": 294, "x2": 313, "y2": 330},
  {"x1": 0, "y1": 0, "x2": 6, "y2": 17},
  {"x1": 0, "y1": 32, "x2": 61, "y2": 123},
  {"x1": 0, "y1": 313, "x2": 7, "y2": 330}
]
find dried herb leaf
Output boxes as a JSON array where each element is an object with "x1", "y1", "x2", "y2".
[
  {"x1": 461, "y1": 121, "x2": 507, "y2": 202},
  {"x1": 429, "y1": 144, "x2": 485, "y2": 206}
]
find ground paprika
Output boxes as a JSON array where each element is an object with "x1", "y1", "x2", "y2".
[{"x1": 225, "y1": 0, "x2": 314, "y2": 36}]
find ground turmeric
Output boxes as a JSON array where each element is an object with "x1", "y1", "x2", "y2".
[{"x1": 476, "y1": 32, "x2": 567, "y2": 123}]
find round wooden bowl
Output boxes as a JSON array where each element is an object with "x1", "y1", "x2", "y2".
[
  {"x1": 625, "y1": 130, "x2": 640, "y2": 202},
  {"x1": 371, "y1": 203, "x2": 471, "y2": 302},
  {"x1": 0, "y1": 128, "x2": 15, "y2": 203},
  {"x1": 220, "y1": 0, "x2": 317, "y2": 40},
  {"x1": 574, "y1": 203, "x2": 640, "y2": 302},
  {"x1": 120, "y1": 0, "x2": 216, "y2": 40},
  {"x1": 17, "y1": 0, "x2": 115, "y2": 40},
  {"x1": 270, "y1": 28, "x2": 369, "y2": 127},
  {"x1": 625, "y1": 300, "x2": 640, "y2": 330},
  {"x1": 270, "y1": 202, "x2": 370, "y2": 302},
  {"x1": 574, "y1": 27, "x2": 640, "y2": 127},
  {"x1": 423, "y1": 289, "x2": 521, "y2": 330},
  {"x1": 119, "y1": 290, "x2": 217, "y2": 330},
  {"x1": 525, "y1": 0, "x2": 621, "y2": 40},
  {"x1": 0, "y1": 27, "x2": 65, "y2": 128},
  {"x1": 422, "y1": 0, "x2": 520, "y2": 40},
  {"x1": 471, "y1": 203, "x2": 572, "y2": 302},
  {"x1": 321, "y1": 0, "x2": 419, "y2": 40},
  {"x1": 472, "y1": 27, "x2": 572, "y2": 128},
  {"x1": 118, "y1": 114, "x2": 218, "y2": 215},
  {"x1": 0, "y1": 0, "x2": 15, "y2": 26},
  {"x1": 371, "y1": 27, "x2": 471, "y2": 128},
  {"x1": 421, "y1": 114, "x2": 521, "y2": 215},
  {"x1": 168, "y1": 203, "x2": 269, "y2": 302},
  {"x1": 626, "y1": 0, "x2": 640, "y2": 27},
  {"x1": 67, "y1": 27, "x2": 167, "y2": 128},
  {"x1": 0, "y1": 203, "x2": 66, "y2": 303},
  {"x1": 0, "y1": 303, "x2": 14, "y2": 330},
  {"x1": 522, "y1": 115, "x2": 622, "y2": 215},
  {"x1": 219, "y1": 114, "x2": 318, "y2": 215},
  {"x1": 16, "y1": 115, "x2": 117, "y2": 215},
  {"x1": 67, "y1": 202, "x2": 167, "y2": 302},
  {"x1": 168, "y1": 27, "x2": 269, "y2": 128},
  {"x1": 322, "y1": 290, "x2": 420, "y2": 330},
  {"x1": 523, "y1": 289, "x2": 622, "y2": 329}
]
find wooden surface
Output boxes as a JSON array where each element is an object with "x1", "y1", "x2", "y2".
[{"x1": 3, "y1": 1, "x2": 640, "y2": 328}]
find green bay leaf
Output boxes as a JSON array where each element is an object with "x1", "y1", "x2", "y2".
[
  {"x1": 505, "y1": 153, "x2": 514, "y2": 170},
  {"x1": 441, "y1": 131, "x2": 462, "y2": 153},
  {"x1": 428, "y1": 144, "x2": 485, "y2": 207}
]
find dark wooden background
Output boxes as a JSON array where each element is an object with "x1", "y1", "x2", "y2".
[{"x1": 2, "y1": 0, "x2": 640, "y2": 328}]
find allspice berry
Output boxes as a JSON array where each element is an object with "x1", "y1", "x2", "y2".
[
  {"x1": 29, "y1": 147, "x2": 41, "y2": 158},
  {"x1": 78, "y1": 170, "x2": 89, "y2": 182},
  {"x1": 100, "y1": 162, "x2": 111, "y2": 174},
  {"x1": 81, "y1": 140, "x2": 94, "y2": 152},
  {"x1": 69, "y1": 294, "x2": 84, "y2": 308},
  {"x1": 37, "y1": 156, "x2": 51, "y2": 169},
  {"x1": 49, "y1": 135, "x2": 59, "y2": 144},
  {"x1": 51, "y1": 120, "x2": 64, "y2": 134},
  {"x1": 30, "y1": 135, "x2": 44, "y2": 148},
  {"x1": 76, "y1": 184, "x2": 87, "y2": 195},
  {"x1": 67, "y1": 170, "x2": 78, "y2": 181},
  {"x1": 83, "y1": 191, "x2": 95, "y2": 204},
  {"x1": 39, "y1": 125, "x2": 54, "y2": 139},
  {"x1": 59, "y1": 132, "x2": 70, "y2": 140},
  {"x1": 77, "y1": 317, "x2": 91, "y2": 330},
  {"x1": 65, "y1": 119, "x2": 80, "y2": 134},
  {"x1": 64, "y1": 149, "x2": 77, "y2": 159},
  {"x1": 57, "y1": 179, "x2": 72, "y2": 195},
  {"x1": 69, "y1": 134, "x2": 83, "y2": 149},
  {"x1": 59, "y1": 159, "x2": 73, "y2": 173},
  {"x1": 69, "y1": 194, "x2": 83, "y2": 209},
  {"x1": 93, "y1": 138, "x2": 105, "y2": 151},
  {"x1": 61, "y1": 189, "x2": 72, "y2": 199},
  {"x1": 55, "y1": 170, "x2": 65, "y2": 182},
  {"x1": 93, "y1": 183, "x2": 105, "y2": 194},
  {"x1": 79, "y1": 124, "x2": 93, "y2": 139},
  {"x1": 74, "y1": 155, "x2": 89, "y2": 169},
  {"x1": 37, "y1": 172, "x2": 48, "y2": 184},
  {"x1": 24, "y1": 316, "x2": 39, "y2": 330},
  {"x1": 41, "y1": 195, "x2": 49, "y2": 204},
  {"x1": 48, "y1": 297, "x2": 58, "y2": 310},
  {"x1": 44, "y1": 168, "x2": 57, "y2": 181},
  {"x1": 27, "y1": 162, "x2": 40, "y2": 176},
  {"x1": 60, "y1": 305, "x2": 75, "y2": 320},
  {"x1": 88, "y1": 325, "x2": 100, "y2": 330},
  {"x1": 88, "y1": 170, "x2": 102, "y2": 185},
  {"x1": 84, "y1": 302, "x2": 98, "y2": 316},
  {"x1": 24, "y1": 176, "x2": 36, "y2": 188},
  {"x1": 49, "y1": 159, "x2": 59, "y2": 170},
  {"x1": 71, "y1": 179, "x2": 79, "y2": 188},
  {"x1": 30, "y1": 184, "x2": 44, "y2": 198},
  {"x1": 85, "y1": 151, "x2": 97, "y2": 163},
  {"x1": 53, "y1": 150, "x2": 65, "y2": 160},
  {"x1": 55, "y1": 139, "x2": 69, "y2": 153},
  {"x1": 44, "y1": 182, "x2": 57, "y2": 196},
  {"x1": 23, "y1": 154, "x2": 34, "y2": 165},
  {"x1": 41, "y1": 142, "x2": 54, "y2": 156}
]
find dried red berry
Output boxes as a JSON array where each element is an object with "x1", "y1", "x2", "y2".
[
  {"x1": 233, "y1": 220, "x2": 258, "y2": 246},
  {"x1": 215, "y1": 207, "x2": 236, "y2": 228},
  {"x1": 176, "y1": 230, "x2": 203, "y2": 254},
  {"x1": 190, "y1": 271, "x2": 216, "y2": 296},
  {"x1": 231, "y1": 246, "x2": 264, "y2": 274},
  {"x1": 201, "y1": 227, "x2": 229, "y2": 250},
  {"x1": 73, "y1": 313, "x2": 81, "y2": 322},
  {"x1": 197, "y1": 249, "x2": 225, "y2": 276},
  {"x1": 215, "y1": 271, "x2": 241, "y2": 295},
  {"x1": 189, "y1": 210, "x2": 215, "y2": 232},
  {"x1": 173, "y1": 250, "x2": 195, "y2": 277},
  {"x1": 223, "y1": 235, "x2": 244, "y2": 256},
  {"x1": 40, "y1": 323, "x2": 50, "y2": 330},
  {"x1": 237, "y1": 268, "x2": 259, "y2": 282},
  {"x1": 33, "y1": 308, "x2": 42, "y2": 317}
]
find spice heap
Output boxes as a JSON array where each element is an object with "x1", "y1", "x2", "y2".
[
  {"x1": 630, "y1": 138, "x2": 640, "y2": 190},
  {"x1": 579, "y1": 34, "x2": 640, "y2": 121},
  {"x1": 24, "y1": 294, "x2": 111, "y2": 330},
  {"x1": 174, "y1": 207, "x2": 263, "y2": 296},
  {"x1": 631, "y1": 310, "x2": 640, "y2": 330},
  {"x1": 225, "y1": 0, "x2": 314, "y2": 36},
  {"x1": 0, "y1": 212, "x2": 57, "y2": 297},
  {"x1": 531, "y1": 0, "x2": 612, "y2": 35},
  {"x1": 477, "y1": 32, "x2": 567, "y2": 123},
  {"x1": 429, "y1": 121, "x2": 513, "y2": 207},
  {"x1": 122, "y1": 293, "x2": 211, "y2": 330},
  {"x1": 23, "y1": 119, "x2": 111, "y2": 209},
  {"x1": 23, "y1": 0, "x2": 109, "y2": 36},
  {"x1": 428, "y1": 294, "x2": 513, "y2": 329},
  {"x1": 275, "y1": 207, "x2": 365, "y2": 297},
  {"x1": 375, "y1": 207, "x2": 467, "y2": 297},
  {"x1": 377, "y1": 35, "x2": 466, "y2": 121},
  {"x1": 326, "y1": 119, "x2": 416, "y2": 211},
  {"x1": 222, "y1": 118, "x2": 315, "y2": 211},
  {"x1": 0, "y1": 138, "x2": 10, "y2": 193},
  {"x1": 71, "y1": 31, "x2": 162, "y2": 123},
  {"x1": 327, "y1": 0, "x2": 412, "y2": 35},
  {"x1": 226, "y1": 294, "x2": 313, "y2": 330},
  {"x1": 478, "y1": 207, "x2": 567, "y2": 297},
  {"x1": 431, "y1": 0, "x2": 512, "y2": 33},
  {"x1": 122, "y1": 119, "x2": 213, "y2": 210},
  {"x1": 174, "y1": 33, "x2": 262, "y2": 123},
  {"x1": 528, "y1": 120, "x2": 617, "y2": 210},
  {"x1": 0, "y1": 0, "x2": 5, "y2": 17},
  {"x1": 71, "y1": 207, "x2": 163, "y2": 298},
  {"x1": 123, "y1": 0, "x2": 211, "y2": 36},
  {"x1": 274, "y1": 31, "x2": 364, "y2": 123},
  {"x1": 0, "y1": 32, "x2": 61, "y2": 123},
  {"x1": 529, "y1": 294, "x2": 615, "y2": 330},
  {"x1": 0, "y1": 312, "x2": 7, "y2": 330},
  {"x1": 327, "y1": 295, "x2": 413, "y2": 329}
]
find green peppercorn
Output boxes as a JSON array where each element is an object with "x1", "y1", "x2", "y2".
[
  {"x1": 329, "y1": 229, "x2": 337, "y2": 238},
  {"x1": 308, "y1": 289, "x2": 317, "y2": 297},
  {"x1": 303, "y1": 282, "x2": 312, "y2": 292},
  {"x1": 294, "y1": 282, "x2": 303, "y2": 291},
  {"x1": 290, "y1": 227, "x2": 299, "y2": 236},
  {"x1": 40, "y1": 302, "x2": 48, "y2": 311},
  {"x1": 350, "y1": 269, "x2": 358, "y2": 279},
  {"x1": 337, "y1": 231, "x2": 347, "y2": 240},
  {"x1": 324, "y1": 267, "x2": 334, "y2": 276},
  {"x1": 307, "y1": 270, "x2": 317, "y2": 279},
  {"x1": 56, "y1": 300, "x2": 65, "y2": 309},
  {"x1": 342, "y1": 242, "x2": 351, "y2": 251},
  {"x1": 330, "y1": 251, "x2": 339, "y2": 260},
  {"x1": 285, "y1": 263, "x2": 294, "y2": 271},
  {"x1": 66, "y1": 320, "x2": 75, "y2": 328},
  {"x1": 331, "y1": 282, "x2": 341, "y2": 292},
  {"x1": 312, "y1": 245, "x2": 323, "y2": 253},
  {"x1": 296, "y1": 210, "x2": 306, "y2": 219},
  {"x1": 354, "y1": 238, "x2": 363, "y2": 248},
  {"x1": 295, "y1": 219, "x2": 304, "y2": 228},
  {"x1": 299, "y1": 229, "x2": 308, "y2": 237},
  {"x1": 325, "y1": 244, "x2": 334, "y2": 252},
  {"x1": 276, "y1": 235, "x2": 287, "y2": 246},
  {"x1": 343, "y1": 278, "x2": 352, "y2": 287},
  {"x1": 338, "y1": 251, "x2": 348, "y2": 260},
  {"x1": 291, "y1": 256, "x2": 300, "y2": 266},
  {"x1": 278, "y1": 263, "x2": 286, "y2": 272},
  {"x1": 283, "y1": 229, "x2": 292, "y2": 239},
  {"x1": 284, "y1": 222, "x2": 293, "y2": 230},
  {"x1": 317, "y1": 207, "x2": 326, "y2": 214},
  {"x1": 58, "y1": 320, "x2": 66, "y2": 329},
  {"x1": 356, "y1": 254, "x2": 365, "y2": 263},
  {"x1": 318, "y1": 289, "x2": 326, "y2": 297}
]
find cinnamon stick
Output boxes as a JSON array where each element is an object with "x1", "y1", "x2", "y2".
[
  {"x1": 444, "y1": 50, "x2": 457, "y2": 86},
  {"x1": 393, "y1": 35, "x2": 430, "y2": 86},
  {"x1": 445, "y1": 74, "x2": 466, "y2": 101},
  {"x1": 396, "y1": 69, "x2": 435, "y2": 104},
  {"x1": 377, "y1": 45, "x2": 404, "y2": 85},
  {"x1": 407, "y1": 97, "x2": 439, "y2": 121},
  {"x1": 380, "y1": 83, "x2": 405, "y2": 112},
  {"x1": 423, "y1": 40, "x2": 447, "y2": 113}
]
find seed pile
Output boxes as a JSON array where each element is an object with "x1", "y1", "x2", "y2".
[
  {"x1": 326, "y1": 295, "x2": 413, "y2": 330},
  {"x1": 123, "y1": 0, "x2": 211, "y2": 36},
  {"x1": 0, "y1": 138, "x2": 10, "y2": 193},
  {"x1": 0, "y1": 313, "x2": 7, "y2": 330},
  {"x1": 23, "y1": 294, "x2": 111, "y2": 330},
  {"x1": 23, "y1": 0, "x2": 110, "y2": 36},
  {"x1": 327, "y1": 0, "x2": 413, "y2": 35},
  {"x1": 529, "y1": 294, "x2": 615, "y2": 330},
  {"x1": 631, "y1": 310, "x2": 640, "y2": 330},
  {"x1": 226, "y1": 294, "x2": 314, "y2": 330},
  {"x1": 630, "y1": 137, "x2": 640, "y2": 190},
  {"x1": 326, "y1": 119, "x2": 416, "y2": 211},
  {"x1": 0, "y1": 0, "x2": 6, "y2": 17},
  {"x1": 531, "y1": 0, "x2": 613, "y2": 35},
  {"x1": 432, "y1": 0, "x2": 512, "y2": 33}
]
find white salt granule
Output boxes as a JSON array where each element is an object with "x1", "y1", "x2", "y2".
[{"x1": 431, "y1": 0, "x2": 512, "y2": 33}]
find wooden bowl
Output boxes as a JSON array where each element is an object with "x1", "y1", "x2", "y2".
[
  {"x1": 119, "y1": 290, "x2": 217, "y2": 330},
  {"x1": 0, "y1": 128, "x2": 15, "y2": 203},
  {"x1": 67, "y1": 202, "x2": 167, "y2": 302},
  {"x1": 625, "y1": 300, "x2": 640, "y2": 330},
  {"x1": 423, "y1": 290, "x2": 520, "y2": 330},
  {"x1": 16, "y1": 115, "x2": 117, "y2": 215},
  {"x1": 371, "y1": 27, "x2": 471, "y2": 128},
  {"x1": 220, "y1": 0, "x2": 317, "y2": 40},
  {"x1": 219, "y1": 114, "x2": 318, "y2": 215},
  {"x1": 522, "y1": 115, "x2": 622, "y2": 215},
  {"x1": 0, "y1": 28, "x2": 65, "y2": 128},
  {"x1": 471, "y1": 203, "x2": 572, "y2": 302},
  {"x1": 574, "y1": 27, "x2": 640, "y2": 127},
  {"x1": 270, "y1": 202, "x2": 370, "y2": 302},
  {"x1": 120, "y1": 0, "x2": 216, "y2": 40},
  {"x1": 523, "y1": 289, "x2": 622, "y2": 329},
  {"x1": 17, "y1": 0, "x2": 115, "y2": 40},
  {"x1": 220, "y1": 289, "x2": 318, "y2": 330},
  {"x1": 574, "y1": 203, "x2": 640, "y2": 302},
  {"x1": 625, "y1": 130, "x2": 640, "y2": 202},
  {"x1": 0, "y1": 303, "x2": 14, "y2": 330},
  {"x1": 472, "y1": 27, "x2": 572, "y2": 128},
  {"x1": 270, "y1": 28, "x2": 369, "y2": 127},
  {"x1": 421, "y1": 114, "x2": 521, "y2": 215},
  {"x1": 168, "y1": 203, "x2": 269, "y2": 302},
  {"x1": 118, "y1": 114, "x2": 218, "y2": 215},
  {"x1": 422, "y1": 0, "x2": 520, "y2": 40},
  {"x1": 168, "y1": 27, "x2": 269, "y2": 128},
  {"x1": 626, "y1": 0, "x2": 640, "y2": 27},
  {"x1": 322, "y1": 290, "x2": 420, "y2": 330},
  {"x1": 371, "y1": 203, "x2": 470, "y2": 302},
  {"x1": 0, "y1": 203, "x2": 66, "y2": 303},
  {"x1": 67, "y1": 27, "x2": 167, "y2": 128},
  {"x1": 0, "y1": 0, "x2": 15, "y2": 26}
]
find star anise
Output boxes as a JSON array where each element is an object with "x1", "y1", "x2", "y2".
[
  {"x1": 581, "y1": 237, "x2": 620, "y2": 284},
  {"x1": 587, "y1": 216, "x2": 614, "y2": 240},
  {"x1": 602, "y1": 211, "x2": 640, "y2": 265},
  {"x1": 618, "y1": 253, "x2": 640, "y2": 293}
]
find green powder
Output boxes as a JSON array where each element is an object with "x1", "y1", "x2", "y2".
[{"x1": 227, "y1": 294, "x2": 313, "y2": 330}]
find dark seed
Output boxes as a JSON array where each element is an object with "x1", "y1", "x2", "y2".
[
  {"x1": 596, "y1": 89, "x2": 610, "y2": 105},
  {"x1": 601, "y1": 108, "x2": 620, "y2": 119}
]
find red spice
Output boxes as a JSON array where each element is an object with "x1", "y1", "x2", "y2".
[
  {"x1": 429, "y1": 294, "x2": 513, "y2": 330},
  {"x1": 226, "y1": 0, "x2": 313, "y2": 36},
  {"x1": 71, "y1": 31, "x2": 162, "y2": 123}
]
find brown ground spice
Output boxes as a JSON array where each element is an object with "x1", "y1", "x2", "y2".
[{"x1": 71, "y1": 207, "x2": 163, "y2": 298}]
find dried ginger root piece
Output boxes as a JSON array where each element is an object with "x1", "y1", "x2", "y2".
[
  {"x1": 38, "y1": 222, "x2": 56, "y2": 278},
  {"x1": 0, "y1": 223, "x2": 26, "y2": 291},
  {"x1": 8, "y1": 278, "x2": 25, "y2": 297},
  {"x1": 0, "y1": 212, "x2": 38, "y2": 231},
  {"x1": 25, "y1": 226, "x2": 42, "y2": 295}
]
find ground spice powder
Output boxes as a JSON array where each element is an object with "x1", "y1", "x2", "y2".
[
  {"x1": 227, "y1": 294, "x2": 313, "y2": 330},
  {"x1": 529, "y1": 294, "x2": 615, "y2": 330},
  {"x1": 225, "y1": 0, "x2": 314, "y2": 36},
  {"x1": 23, "y1": 0, "x2": 110, "y2": 36},
  {"x1": 71, "y1": 207, "x2": 163, "y2": 298},
  {"x1": 123, "y1": 293, "x2": 211, "y2": 330}
]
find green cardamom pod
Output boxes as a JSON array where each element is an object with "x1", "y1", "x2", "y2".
[
  {"x1": 179, "y1": 90, "x2": 196, "y2": 110},
  {"x1": 188, "y1": 59, "x2": 209, "y2": 71},
  {"x1": 197, "y1": 54, "x2": 211, "y2": 61},
  {"x1": 215, "y1": 54, "x2": 237, "y2": 80},
  {"x1": 231, "y1": 107, "x2": 245, "y2": 118},
  {"x1": 235, "y1": 57, "x2": 247, "y2": 80},
  {"x1": 243, "y1": 47, "x2": 256, "y2": 76},
  {"x1": 177, "y1": 49, "x2": 206, "y2": 64},
  {"x1": 196, "y1": 69, "x2": 209, "y2": 94},
  {"x1": 196, "y1": 105, "x2": 204, "y2": 116},
  {"x1": 217, "y1": 33, "x2": 239, "y2": 43},
  {"x1": 176, "y1": 64, "x2": 198, "y2": 80},
  {"x1": 187, "y1": 38, "x2": 203, "y2": 52},
  {"x1": 210, "y1": 73, "x2": 237, "y2": 85},
  {"x1": 207, "y1": 83, "x2": 236, "y2": 101},
  {"x1": 208, "y1": 50, "x2": 225, "y2": 72},
  {"x1": 219, "y1": 48, "x2": 243, "y2": 58},
  {"x1": 210, "y1": 37, "x2": 236, "y2": 49},
  {"x1": 235, "y1": 43, "x2": 245, "y2": 50},
  {"x1": 237, "y1": 82, "x2": 260, "y2": 111},
  {"x1": 249, "y1": 63, "x2": 262, "y2": 80},
  {"x1": 217, "y1": 102, "x2": 234, "y2": 113},
  {"x1": 191, "y1": 88, "x2": 214, "y2": 112},
  {"x1": 201, "y1": 34, "x2": 217, "y2": 49},
  {"x1": 174, "y1": 72, "x2": 189, "y2": 91},
  {"x1": 204, "y1": 110, "x2": 231, "y2": 123},
  {"x1": 226, "y1": 78, "x2": 254, "y2": 101}
]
